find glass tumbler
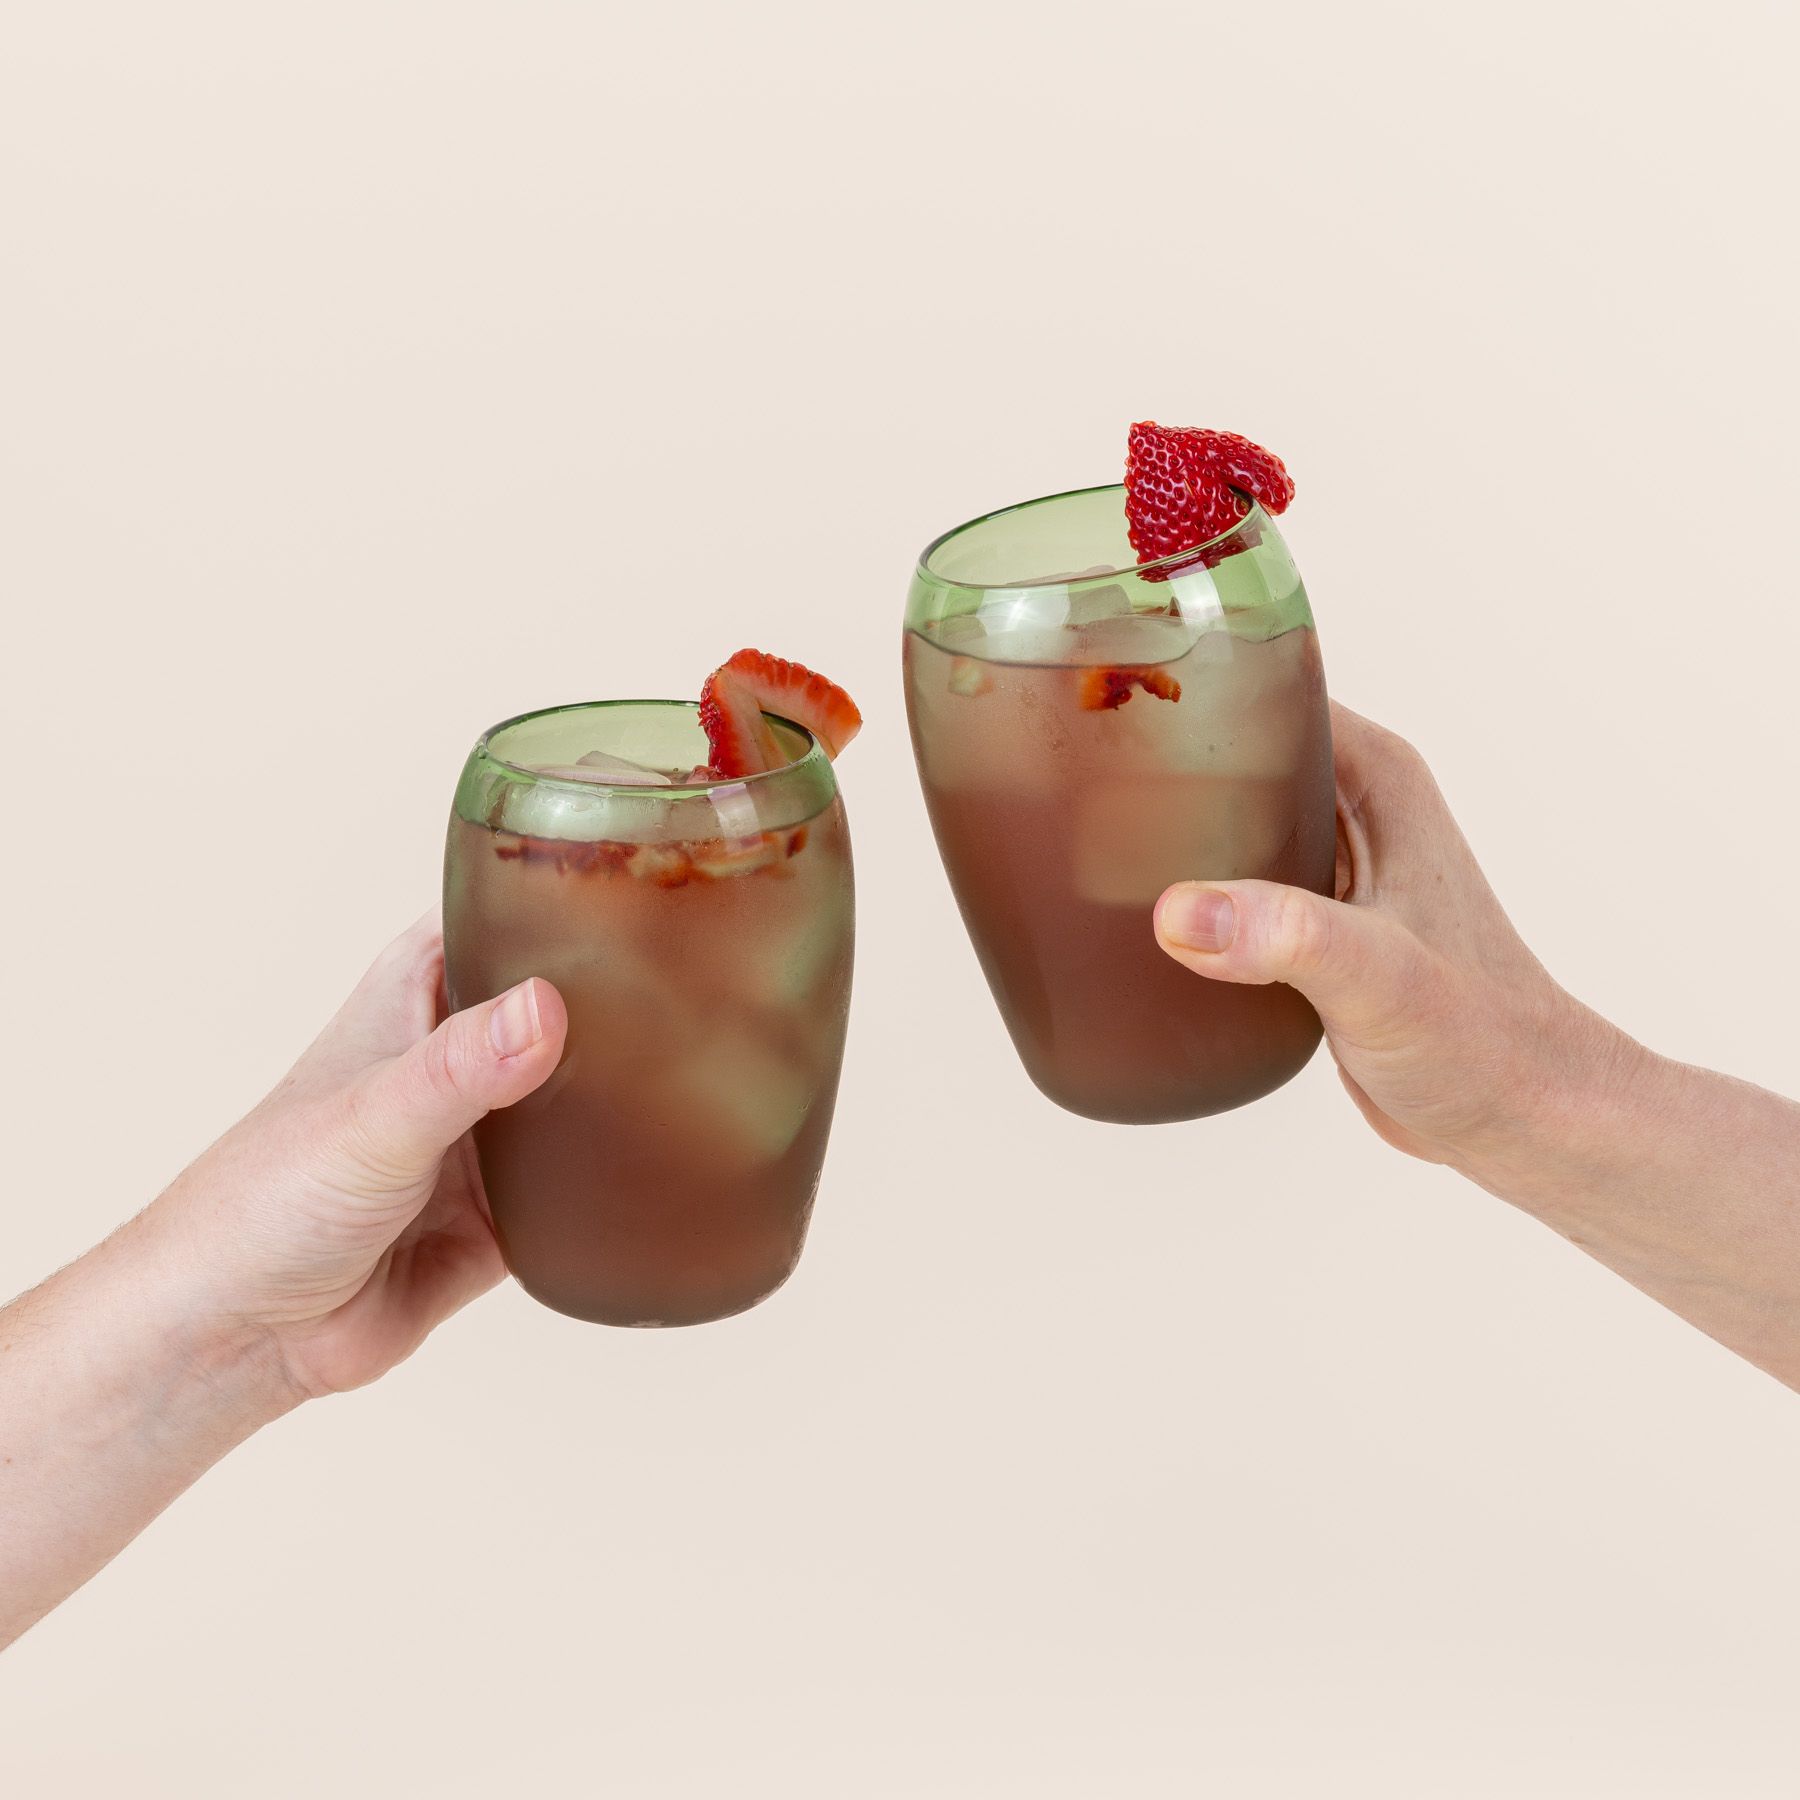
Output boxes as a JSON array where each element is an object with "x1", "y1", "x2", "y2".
[
  {"x1": 904, "y1": 486, "x2": 1333, "y2": 1124},
  {"x1": 444, "y1": 701, "x2": 854, "y2": 1325}
]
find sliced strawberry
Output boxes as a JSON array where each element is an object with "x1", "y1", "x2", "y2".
[
  {"x1": 1124, "y1": 422, "x2": 1293, "y2": 574},
  {"x1": 492, "y1": 835, "x2": 634, "y2": 875},
  {"x1": 1125, "y1": 422, "x2": 1243, "y2": 567},
  {"x1": 700, "y1": 648, "x2": 863, "y2": 775},
  {"x1": 1079, "y1": 666, "x2": 1183, "y2": 711},
  {"x1": 1199, "y1": 429, "x2": 1295, "y2": 515},
  {"x1": 699, "y1": 667, "x2": 786, "y2": 778}
]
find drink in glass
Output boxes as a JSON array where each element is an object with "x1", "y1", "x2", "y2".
[
  {"x1": 445, "y1": 695, "x2": 855, "y2": 1325},
  {"x1": 904, "y1": 473, "x2": 1333, "y2": 1124}
]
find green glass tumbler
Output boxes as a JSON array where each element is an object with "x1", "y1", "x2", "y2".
[
  {"x1": 903, "y1": 486, "x2": 1333, "y2": 1124},
  {"x1": 444, "y1": 701, "x2": 855, "y2": 1325}
]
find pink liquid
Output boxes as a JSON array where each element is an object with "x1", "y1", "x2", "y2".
[
  {"x1": 445, "y1": 802, "x2": 854, "y2": 1324},
  {"x1": 905, "y1": 614, "x2": 1333, "y2": 1123}
]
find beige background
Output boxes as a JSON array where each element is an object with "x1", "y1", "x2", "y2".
[{"x1": 4, "y1": 1, "x2": 1799, "y2": 1793}]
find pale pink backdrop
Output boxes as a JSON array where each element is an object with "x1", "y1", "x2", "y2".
[{"x1": 3, "y1": 2, "x2": 1798, "y2": 1794}]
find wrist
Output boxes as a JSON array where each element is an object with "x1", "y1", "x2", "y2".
[
  {"x1": 113, "y1": 1202, "x2": 307, "y2": 1435},
  {"x1": 1449, "y1": 990, "x2": 1658, "y2": 1223},
  {"x1": 0, "y1": 1202, "x2": 299, "y2": 1649}
]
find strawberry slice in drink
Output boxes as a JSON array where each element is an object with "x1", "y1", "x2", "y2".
[
  {"x1": 700, "y1": 648, "x2": 863, "y2": 777},
  {"x1": 1079, "y1": 666, "x2": 1183, "y2": 711}
]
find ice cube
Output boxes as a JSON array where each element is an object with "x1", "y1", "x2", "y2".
[
  {"x1": 624, "y1": 842, "x2": 694, "y2": 885},
  {"x1": 1072, "y1": 776, "x2": 1300, "y2": 905},
  {"x1": 945, "y1": 590, "x2": 1079, "y2": 666},
  {"x1": 530, "y1": 940, "x2": 706, "y2": 1071},
  {"x1": 689, "y1": 833, "x2": 781, "y2": 880},
  {"x1": 704, "y1": 780, "x2": 765, "y2": 842},
  {"x1": 501, "y1": 780, "x2": 619, "y2": 841},
  {"x1": 502, "y1": 779, "x2": 687, "y2": 844},
  {"x1": 731, "y1": 880, "x2": 854, "y2": 1012},
  {"x1": 1028, "y1": 563, "x2": 1119, "y2": 584},
  {"x1": 1063, "y1": 582, "x2": 1134, "y2": 627},
  {"x1": 1182, "y1": 628, "x2": 1237, "y2": 667},
  {"x1": 1068, "y1": 612, "x2": 1198, "y2": 669},
  {"x1": 667, "y1": 1024, "x2": 817, "y2": 1177},
  {"x1": 1162, "y1": 632, "x2": 1318, "y2": 779},
  {"x1": 571, "y1": 750, "x2": 674, "y2": 784},
  {"x1": 930, "y1": 612, "x2": 989, "y2": 651},
  {"x1": 948, "y1": 657, "x2": 996, "y2": 698}
]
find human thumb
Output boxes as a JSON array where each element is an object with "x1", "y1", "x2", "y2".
[
  {"x1": 1154, "y1": 880, "x2": 1426, "y2": 1047},
  {"x1": 346, "y1": 977, "x2": 568, "y2": 1179}
]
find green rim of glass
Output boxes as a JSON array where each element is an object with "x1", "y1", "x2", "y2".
[
  {"x1": 476, "y1": 699, "x2": 827, "y2": 801},
  {"x1": 917, "y1": 482, "x2": 1269, "y2": 592}
]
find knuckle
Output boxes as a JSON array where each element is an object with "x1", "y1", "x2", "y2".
[
  {"x1": 418, "y1": 1019, "x2": 475, "y2": 1104},
  {"x1": 1366, "y1": 727, "x2": 1449, "y2": 820},
  {"x1": 368, "y1": 929, "x2": 419, "y2": 985},
  {"x1": 330, "y1": 1086, "x2": 380, "y2": 1161},
  {"x1": 402, "y1": 951, "x2": 447, "y2": 1028},
  {"x1": 1269, "y1": 887, "x2": 1333, "y2": 976},
  {"x1": 370, "y1": 917, "x2": 443, "y2": 986},
  {"x1": 1377, "y1": 724, "x2": 1427, "y2": 776},
  {"x1": 378, "y1": 933, "x2": 446, "y2": 1018}
]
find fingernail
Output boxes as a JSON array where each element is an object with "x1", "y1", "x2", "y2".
[
  {"x1": 489, "y1": 981, "x2": 543, "y2": 1058},
  {"x1": 1164, "y1": 888, "x2": 1236, "y2": 953}
]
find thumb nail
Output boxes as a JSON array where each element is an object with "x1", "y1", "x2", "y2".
[
  {"x1": 1164, "y1": 888, "x2": 1236, "y2": 953},
  {"x1": 488, "y1": 981, "x2": 543, "y2": 1059}
]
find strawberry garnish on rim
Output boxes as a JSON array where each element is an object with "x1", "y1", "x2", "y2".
[
  {"x1": 698, "y1": 667, "x2": 783, "y2": 778},
  {"x1": 699, "y1": 649, "x2": 863, "y2": 778},
  {"x1": 1124, "y1": 422, "x2": 1294, "y2": 575}
]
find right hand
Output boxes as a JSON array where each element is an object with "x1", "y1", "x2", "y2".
[{"x1": 1153, "y1": 702, "x2": 1637, "y2": 1196}]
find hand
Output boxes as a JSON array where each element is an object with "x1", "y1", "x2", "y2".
[
  {"x1": 1, "y1": 913, "x2": 569, "y2": 1646},
  {"x1": 1152, "y1": 703, "x2": 1800, "y2": 1389},
  {"x1": 1153, "y1": 702, "x2": 1635, "y2": 1199},
  {"x1": 149, "y1": 912, "x2": 567, "y2": 1403}
]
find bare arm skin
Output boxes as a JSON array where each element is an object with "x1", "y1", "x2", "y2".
[
  {"x1": 0, "y1": 915, "x2": 566, "y2": 1649},
  {"x1": 1156, "y1": 703, "x2": 1800, "y2": 1389},
  {"x1": 9, "y1": 731, "x2": 1794, "y2": 1651}
]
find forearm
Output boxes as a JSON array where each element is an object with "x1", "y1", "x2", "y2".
[
  {"x1": 0, "y1": 1208, "x2": 295, "y2": 1649},
  {"x1": 1479, "y1": 1024, "x2": 1800, "y2": 1388}
]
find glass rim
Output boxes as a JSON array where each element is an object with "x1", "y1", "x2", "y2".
[
  {"x1": 475, "y1": 698, "x2": 828, "y2": 799},
  {"x1": 916, "y1": 481, "x2": 1269, "y2": 593}
]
